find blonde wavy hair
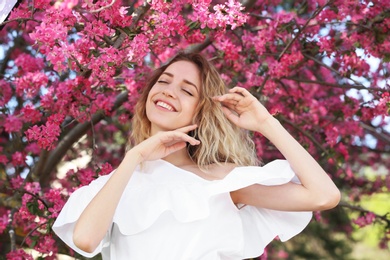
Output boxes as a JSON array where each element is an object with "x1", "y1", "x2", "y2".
[{"x1": 130, "y1": 52, "x2": 259, "y2": 168}]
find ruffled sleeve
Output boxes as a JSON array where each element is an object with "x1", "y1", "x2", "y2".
[
  {"x1": 207, "y1": 159, "x2": 312, "y2": 258},
  {"x1": 52, "y1": 173, "x2": 113, "y2": 258}
]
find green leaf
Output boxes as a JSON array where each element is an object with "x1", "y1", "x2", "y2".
[
  {"x1": 27, "y1": 201, "x2": 40, "y2": 215},
  {"x1": 383, "y1": 53, "x2": 390, "y2": 62}
]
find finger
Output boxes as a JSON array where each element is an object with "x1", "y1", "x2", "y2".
[
  {"x1": 220, "y1": 106, "x2": 239, "y2": 125},
  {"x1": 162, "y1": 131, "x2": 200, "y2": 146},
  {"x1": 217, "y1": 99, "x2": 239, "y2": 108},
  {"x1": 175, "y1": 124, "x2": 198, "y2": 133},
  {"x1": 229, "y1": 86, "x2": 250, "y2": 97},
  {"x1": 165, "y1": 142, "x2": 187, "y2": 154},
  {"x1": 213, "y1": 93, "x2": 242, "y2": 103},
  {"x1": 220, "y1": 102, "x2": 238, "y2": 113}
]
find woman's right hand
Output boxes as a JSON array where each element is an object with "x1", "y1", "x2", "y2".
[{"x1": 130, "y1": 124, "x2": 200, "y2": 163}]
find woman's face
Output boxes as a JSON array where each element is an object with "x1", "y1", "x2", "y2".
[{"x1": 146, "y1": 60, "x2": 201, "y2": 135}]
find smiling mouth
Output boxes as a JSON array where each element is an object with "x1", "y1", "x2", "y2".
[{"x1": 156, "y1": 101, "x2": 176, "y2": 111}]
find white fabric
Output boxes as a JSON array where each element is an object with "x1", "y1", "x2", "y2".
[
  {"x1": 53, "y1": 159, "x2": 312, "y2": 259},
  {"x1": 0, "y1": 0, "x2": 17, "y2": 24}
]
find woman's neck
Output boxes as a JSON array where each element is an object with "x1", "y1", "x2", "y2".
[{"x1": 163, "y1": 148, "x2": 195, "y2": 167}]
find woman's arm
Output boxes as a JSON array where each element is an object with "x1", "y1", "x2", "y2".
[
  {"x1": 72, "y1": 125, "x2": 200, "y2": 253},
  {"x1": 213, "y1": 87, "x2": 340, "y2": 211},
  {"x1": 72, "y1": 149, "x2": 141, "y2": 253}
]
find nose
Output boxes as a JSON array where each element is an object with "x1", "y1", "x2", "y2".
[{"x1": 162, "y1": 84, "x2": 176, "y2": 98}]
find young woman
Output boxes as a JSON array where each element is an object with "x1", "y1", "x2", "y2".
[{"x1": 53, "y1": 52, "x2": 340, "y2": 259}]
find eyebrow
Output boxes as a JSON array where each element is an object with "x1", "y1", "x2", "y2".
[{"x1": 161, "y1": 72, "x2": 199, "y2": 92}]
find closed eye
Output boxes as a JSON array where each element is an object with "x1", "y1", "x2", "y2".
[
  {"x1": 157, "y1": 80, "x2": 168, "y2": 84},
  {"x1": 182, "y1": 88, "x2": 193, "y2": 96}
]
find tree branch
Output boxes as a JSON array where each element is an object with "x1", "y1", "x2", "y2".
[
  {"x1": 113, "y1": 1, "x2": 151, "y2": 49},
  {"x1": 184, "y1": 35, "x2": 213, "y2": 53},
  {"x1": 241, "y1": 0, "x2": 257, "y2": 10},
  {"x1": 360, "y1": 122, "x2": 390, "y2": 145},
  {"x1": 257, "y1": 0, "x2": 334, "y2": 92},
  {"x1": 277, "y1": 1, "x2": 332, "y2": 62},
  {"x1": 38, "y1": 92, "x2": 129, "y2": 186},
  {"x1": 284, "y1": 77, "x2": 385, "y2": 92},
  {"x1": 338, "y1": 201, "x2": 390, "y2": 225},
  {"x1": 301, "y1": 53, "x2": 373, "y2": 90},
  {"x1": 278, "y1": 115, "x2": 329, "y2": 155},
  {"x1": 0, "y1": 17, "x2": 40, "y2": 26},
  {"x1": 88, "y1": 0, "x2": 117, "y2": 13}
]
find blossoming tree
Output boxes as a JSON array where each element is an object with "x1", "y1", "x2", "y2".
[{"x1": 0, "y1": 0, "x2": 389, "y2": 259}]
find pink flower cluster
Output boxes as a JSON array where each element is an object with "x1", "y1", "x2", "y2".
[
  {"x1": 25, "y1": 122, "x2": 61, "y2": 150},
  {"x1": 6, "y1": 249, "x2": 34, "y2": 260},
  {"x1": 353, "y1": 212, "x2": 376, "y2": 228},
  {"x1": 0, "y1": 211, "x2": 9, "y2": 234},
  {"x1": 191, "y1": 0, "x2": 248, "y2": 30}
]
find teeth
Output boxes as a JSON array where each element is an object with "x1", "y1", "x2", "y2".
[{"x1": 156, "y1": 101, "x2": 174, "y2": 111}]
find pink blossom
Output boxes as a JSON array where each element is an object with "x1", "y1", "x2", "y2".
[
  {"x1": 29, "y1": 22, "x2": 68, "y2": 48},
  {"x1": 127, "y1": 34, "x2": 150, "y2": 65},
  {"x1": 11, "y1": 152, "x2": 26, "y2": 166},
  {"x1": 0, "y1": 155, "x2": 8, "y2": 165},
  {"x1": 336, "y1": 52, "x2": 370, "y2": 77},
  {"x1": 83, "y1": 20, "x2": 114, "y2": 41},
  {"x1": 14, "y1": 53, "x2": 45, "y2": 73},
  {"x1": 24, "y1": 182, "x2": 41, "y2": 194},
  {"x1": 46, "y1": 45, "x2": 68, "y2": 73},
  {"x1": 353, "y1": 212, "x2": 376, "y2": 228},
  {"x1": 0, "y1": 211, "x2": 9, "y2": 234},
  {"x1": 336, "y1": 143, "x2": 350, "y2": 161},
  {"x1": 190, "y1": 0, "x2": 247, "y2": 30},
  {"x1": 0, "y1": 80, "x2": 12, "y2": 107},
  {"x1": 314, "y1": 211, "x2": 322, "y2": 222},
  {"x1": 25, "y1": 122, "x2": 61, "y2": 150},
  {"x1": 215, "y1": 37, "x2": 241, "y2": 61},
  {"x1": 317, "y1": 36, "x2": 336, "y2": 56},
  {"x1": 21, "y1": 105, "x2": 42, "y2": 123},
  {"x1": 277, "y1": 249, "x2": 289, "y2": 259},
  {"x1": 54, "y1": 0, "x2": 78, "y2": 13},
  {"x1": 77, "y1": 168, "x2": 97, "y2": 186},
  {"x1": 377, "y1": 92, "x2": 390, "y2": 115},
  {"x1": 186, "y1": 29, "x2": 206, "y2": 44},
  {"x1": 45, "y1": 189, "x2": 65, "y2": 218},
  {"x1": 325, "y1": 126, "x2": 340, "y2": 147},
  {"x1": 33, "y1": 0, "x2": 52, "y2": 9},
  {"x1": 91, "y1": 0, "x2": 132, "y2": 27},
  {"x1": 99, "y1": 162, "x2": 113, "y2": 176},
  {"x1": 119, "y1": 6, "x2": 128, "y2": 17},
  {"x1": 25, "y1": 143, "x2": 41, "y2": 155},
  {"x1": 6, "y1": 249, "x2": 34, "y2": 260},
  {"x1": 8, "y1": 2, "x2": 31, "y2": 20},
  {"x1": 317, "y1": 8, "x2": 338, "y2": 23},
  {"x1": 15, "y1": 72, "x2": 49, "y2": 99},
  {"x1": 35, "y1": 235, "x2": 57, "y2": 256},
  {"x1": 4, "y1": 115, "x2": 23, "y2": 133},
  {"x1": 10, "y1": 175, "x2": 24, "y2": 189}
]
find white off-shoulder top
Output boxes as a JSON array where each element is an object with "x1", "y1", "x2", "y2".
[{"x1": 53, "y1": 159, "x2": 312, "y2": 260}]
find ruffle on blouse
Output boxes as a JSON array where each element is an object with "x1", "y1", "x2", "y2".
[
  {"x1": 53, "y1": 159, "x2": 312, "y2": 258},
  {"x1": 206, "y1": 160, "x2": 312, "y2": 254}
]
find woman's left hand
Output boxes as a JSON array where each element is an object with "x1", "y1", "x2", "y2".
[{"x1": 213, "y1": 87, "x2": 273, "y2": 132}]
